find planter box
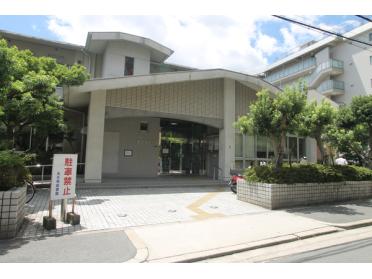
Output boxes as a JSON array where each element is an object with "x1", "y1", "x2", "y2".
[
  {"x1": 237, "y1": 179, "x2": 372, "y2": 210},
  {"x1": 0, "y1": 186, "x2": 26, "y2": 239}
]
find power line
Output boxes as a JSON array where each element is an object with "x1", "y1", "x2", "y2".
[
  {"x1": 356, "y1": 15, "x2": 372, "y2": 22},
  {"x1": 273, "y1": 15, "x2": 372, "y2": 47}
]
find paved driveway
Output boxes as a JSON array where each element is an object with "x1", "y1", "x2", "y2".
[{"x1": 18, "y1": 186, "x2": 268, "y2": 238}]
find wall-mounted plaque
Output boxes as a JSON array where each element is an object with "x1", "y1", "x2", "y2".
[{"x1": 124, "y1": 149, "x2": 133, "y2": 157}]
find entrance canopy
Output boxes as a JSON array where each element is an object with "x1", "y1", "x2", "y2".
[{"x1": 65, "y1": 69, "x2": 280, "y2": 108}]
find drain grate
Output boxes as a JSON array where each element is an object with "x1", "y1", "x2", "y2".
[
  {"x1": 209, "y1": 205, "x2": 219, "y2": 209},
  {"x1": 168, "y1": 209, "x2": 177, "y2": 213}
]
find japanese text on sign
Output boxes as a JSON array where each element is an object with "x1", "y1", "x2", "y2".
[{"x1": 50, "y1": 154, "x2": 77, "y2": 201}]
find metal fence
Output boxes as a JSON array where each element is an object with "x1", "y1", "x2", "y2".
[{"x1": 26, "y1": 163, "x2": 85, "y2": 185}]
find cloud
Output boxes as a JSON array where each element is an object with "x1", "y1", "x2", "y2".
[
  {"x1": 47, "y1": 15, "x2": 275, "y2": 74},
  {"x1": 46, "y1": 15, "x2": 364, "y2": 74}
]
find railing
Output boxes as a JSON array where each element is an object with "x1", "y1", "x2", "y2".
[
  {"x1": 264, "y1": 57, "x2": 316, "y2": 83},
  {"x1": 317, "y1": 79, "x2": 345, "y2": 94},
  {"x1": 26, "y1": 163, "x2": 85, "y2": 184},
  {"x1": 310, "y1": 59, "x2": 344, "y2": 85}
]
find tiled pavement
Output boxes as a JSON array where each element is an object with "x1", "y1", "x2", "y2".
[{"x1": 17, "y1": 186, "x2": 268, "y2": 238}]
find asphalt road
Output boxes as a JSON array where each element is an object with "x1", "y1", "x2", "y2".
[
  {"x1": 270, "y1": 237, "x2": 372, "y2": 263},
  {"x1": 0, "y1": 230, "x2": 136, "y2": 263}
]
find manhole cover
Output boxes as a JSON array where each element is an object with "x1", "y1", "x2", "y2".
[
  {"x1": 209, "y1": 205, "x2": 218, "y2": 209},
  {"x1": 117, "y1": 214, "x2": 128, "y2": 218},
  {"x1": 168, "y1": 209, "x2": 177, "y2": 213}
]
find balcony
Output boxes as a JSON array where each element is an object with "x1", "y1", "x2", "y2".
[
  {"x1": 309, "y1": 59, "x2": 344, "y2": 88},
  {"x1": 264, "y1": 57, "x2": 316, "y2": 84},
  {"x1": 316, "y1": 80, "x2": 345, "y2": 97}
]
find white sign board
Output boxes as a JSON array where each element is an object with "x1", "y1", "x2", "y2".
[{"x1": 50, "y1": 154, "x2": 77, "y2": 201}]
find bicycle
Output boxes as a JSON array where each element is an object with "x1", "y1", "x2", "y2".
[{"x1": 26, "y1": 178, "x2": 36, "y2": 204}]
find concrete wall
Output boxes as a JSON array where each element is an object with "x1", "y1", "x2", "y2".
[
  {"x1": 238, "y1": 180, "x2": 372, "y2": 210},
  {"x1": 101, "y1": 41, "x2": 151, "y2": 78},
  {"x1": 103, "y1": 117, "x2": 160, "y2": 177},
  {"x1": 315, "y1": 47, "x2": 330, "y2": 64},
  {"x1": 235, "y1": 81, "x2": 257, "y2": 119},
  {"x1": 106, "y1": 79, "x2": 224, "y2": 120},
  {"x1": 0, "y1": 187, "x2": 26, "y2": 239}
]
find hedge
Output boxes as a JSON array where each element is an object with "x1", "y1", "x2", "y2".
[
  {"x1": 0, "y1": 150, "x2": 32, "y2": 191},
  {"x1": 245, "y1": 164, "x2": 372, "y2": 184}
]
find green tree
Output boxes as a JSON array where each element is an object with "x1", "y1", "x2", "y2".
[
  {"x1": 297, "y1": 100, "x2": 336, "y2": 164},
  {"x1": 0, "y1": 39, "x2": 89, "y2": 150},
  {"x1": 326, "y1": 105, "x2": 370, "y2": 167},
  {"x1": 350, "y1": 95, "x2": 372, "y2": 167},
  {"x1": 235, "y1": 85, "x2": 307, "y2": 168}
]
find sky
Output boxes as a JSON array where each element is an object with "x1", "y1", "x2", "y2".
[{"x1": 0, "y1": 15, "x2": 369, "y2": 74}]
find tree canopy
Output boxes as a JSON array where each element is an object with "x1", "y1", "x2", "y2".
[
  {"x1": 0, "y1": 38, "x2": 89, "y2": 150},
  {"x1": 326, "y1": 96, "x2": 372, "y2": 167},
  {"x1": 297, "y1": 100, "x2": 336, "y2": 163},
  {"x1": 235, "y1": 85, "x2": 307, "y2": 168}
]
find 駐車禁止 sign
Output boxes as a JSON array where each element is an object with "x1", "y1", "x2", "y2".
[{"x1": 50, "y1": 154, "x2": 77, "y2": 200}]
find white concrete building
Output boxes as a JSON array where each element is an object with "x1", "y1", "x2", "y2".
[
  {"x1": 261, "y1": 22, "x2": 372, "y2": 106},
  {"x1": 1, "y1": 29, "x2": 316, "y2": 182}
]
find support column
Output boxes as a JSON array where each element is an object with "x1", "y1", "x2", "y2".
[
  {"x1": 219, "y1": 79, "x2": 235, "y2": 180},
  {"x1": 84, "y1": 90, "x2": 106, "y2": 183}
]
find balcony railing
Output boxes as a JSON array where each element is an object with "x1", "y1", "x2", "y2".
[
  {"x1": 264, "y1": 57, "x2": 316, "y2": 83},
  {"x1": 309, "y1": 59, "x2": 344, "y2": 87},
  {"x1": 317, "y1": 79, "x2": 345, "y2": 96}
]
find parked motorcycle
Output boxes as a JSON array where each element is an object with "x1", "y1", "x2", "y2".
[{"x1": 228, "y1": 171, "x2": 244, "y2": 194}]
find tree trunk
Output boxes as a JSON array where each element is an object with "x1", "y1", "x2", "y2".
[
  {"x1": 315, "y1": 136, "x2": 325, "y2": 164},
  {"x1": 275, "y1": 132, "x2": 286, "y2": 169},
  {"x1": 6, "y1": 126, "x2": 16, "y2": 149}
]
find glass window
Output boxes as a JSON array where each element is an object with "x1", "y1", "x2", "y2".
[
  {"x1": 124, "y1": 56, "x2": 134, "y2": 76},
  {"x1": 235, "y1": 160, "x2": 243, "y2": 170},
  {"x1": 235, "y1": 134, "x2": 243, "y2": 157},
  {"x1": 288, "y1": 137, "x2": 298, "y2": 160},
  {"x1": 268, "y1": 139, "x2": 275, "y2": 159},
  {"x1": 370, "y1": 56, "x2": 372, "y2": 65},
  {"x1": 299, "y1": 138, "x2": 306, "y2": 158},
  {"x1": 369, "y1": 33, "x2": 372, "y2": 41},
  {"x1": 244, "y1": 134, "x2": 255, "y2": 158},
  {"x1": 140, "y1": 121, "x2": 148, "y2": 131},
  {"x1": 256, "y1": 135, "x2": 267, "y2": 158}
]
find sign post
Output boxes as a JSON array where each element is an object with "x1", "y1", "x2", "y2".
[{"x1": 43, "y1": 154, "x2": 79, "y2": 230}]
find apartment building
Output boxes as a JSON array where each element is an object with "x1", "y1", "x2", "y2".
[{"x1": 261, "y1": 22, "x2": 372, "y2": 106}]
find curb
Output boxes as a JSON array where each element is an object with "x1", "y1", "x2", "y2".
[
  {"x1": 125, "y1": 229, "x2": 149, "y2": 263},
  {"x1": 148, "y1": 226, "x2": 341, "y2": 263},
  {"x1": 325, "y1": 218, "x2": 372, "y2": 230}
]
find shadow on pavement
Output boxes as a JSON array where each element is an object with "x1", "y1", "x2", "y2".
[{"x1": 284, "y1": 198, "x2": 372, "y2": 224}]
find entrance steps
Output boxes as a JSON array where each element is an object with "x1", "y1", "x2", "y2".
[{"x1": 78, "y1": 176, "x2": 226, "y2": 189}]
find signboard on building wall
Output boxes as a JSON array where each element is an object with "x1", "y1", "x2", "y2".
[{"x1": 50, "y1": 154, "x2": 78, "y2": 201}]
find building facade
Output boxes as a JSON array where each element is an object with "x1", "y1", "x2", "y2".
[
  {"x1": 1, "y1": 29, "x2": 316, "y2": 182},
  {"x1": 261, "y1": 22, "x2": 372, "y2": 106}
]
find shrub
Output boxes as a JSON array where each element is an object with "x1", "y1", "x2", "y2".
[
  {"x1": 0, "y1": 150, "x2": 32, "y2": 191},
  {"x1": 245, "y1": 164, "x2": 372, "y2": 184}
]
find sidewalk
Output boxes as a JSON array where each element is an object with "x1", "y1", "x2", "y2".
[{"x1": 126, "y1": 210, "x2": 341, "y2": 262}]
